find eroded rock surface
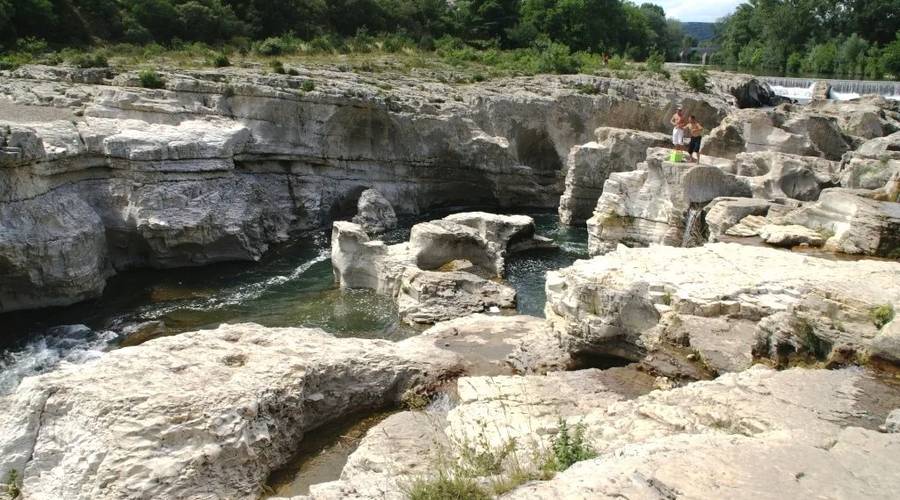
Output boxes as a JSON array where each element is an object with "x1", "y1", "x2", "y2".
[
  {"x1": 352, "y1": 189, "x2": 398, "y2": 235},
  {"x1": 0, "y1": 323, "x2": 461, "y2": 500}
]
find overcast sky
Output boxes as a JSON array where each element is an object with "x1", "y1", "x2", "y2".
[{"x1": 649, "y1": 0, "x2": 744, "y2": 22}]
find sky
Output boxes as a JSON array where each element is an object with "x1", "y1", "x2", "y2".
[{"x1": 649, "y1": 0, "x2": 744, "y2": 22}]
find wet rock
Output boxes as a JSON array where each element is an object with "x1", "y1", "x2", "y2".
[
  {"x1": 0, "y1": 323, "x2": 462, "y2": 499},
  {"x1": 119, "y1": 321, "x2": 168, "y2": 347},
  {"x1": 558, "y1": 127, "x2": 669, "y2": 226},
  {"x1": 351, "y1": 189, "x2": 397, "y2": 235}
]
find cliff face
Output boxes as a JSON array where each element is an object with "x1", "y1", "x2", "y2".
[{"x1": 0, "y1": 66, "x2": 729, "y2": 312}]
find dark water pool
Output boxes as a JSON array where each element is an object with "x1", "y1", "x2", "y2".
[{"x1": 0, "y1": 212, "x2": 587, "y2": 393}]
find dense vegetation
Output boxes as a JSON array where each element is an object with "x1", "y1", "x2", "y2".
[
  {"x1": 716, "y1": 0, "x2": 900, "y2": 79},
  {"x1": 0, "y1": 0, "x2": 689, "y2": 69}
]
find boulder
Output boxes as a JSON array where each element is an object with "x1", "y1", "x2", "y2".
[
  {"x1": 558, "y1": 127, "x2": 669, "y2": 226},
  {"x1": 884, "y1": 409, "x2": 900, "y2": 433},
  {"x1": 352, "y1": 189, "x2": 398, "y2": 235},
  {"x1": 410, "y1": 220, "x2": 503, "y2": 276},
  {"x1": 704, "y1": 197, "x2": 772, "y2": 241},
  {"x1": 0, "y1": 323, "x2": 462, "y2": 499},
  {"x1": 396, "y1": 268, "x2": 516, "y2": 325},
  {"x1": 869, "y1": 318, "x2": 900, "y2": 364},
  {"x1": 758, "y1": 224, "x2": 826, "y2": 247},
  {"x1": 734, "y1": 151, "x2": 840, "y2": 201},
  {"x1": 709, "y1": 74, "x2": 789, "y2": 108},
  {"x1": 0, "y1": 192, "x2": 110, "y2": 311}
]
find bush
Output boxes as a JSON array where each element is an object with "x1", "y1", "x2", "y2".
[
  {"x1": 287, "y1": 68, "x2": 300, "y2": 76},
  {"x1": 536, "y1": 42, "x2": 579, "y2": 75},
  {"x1": 870, "y1": 304, "x2": 895, "y2": 329},
  {"x1": 544, "y1": 419, "x2": 596, "y2": 472},
  {"x1": 608, "y1": 54, "x2": 626, "y2": 70},
  {"x1": 139, "y1": 70, "x2": 165, "y2": 89},
  {"x1": 301, "y1": 80, "x2": 315, "y2": 92},
  {"x1": 680, "y1": 67, "x2": 709, "y2": 92},
  {"x1": 381, "y1": 34, "x2": 414, "y2": 53},
  {"x1": 256, "y1": 37, "x2": 286, "y2": 56},
  {"x1": 646, "y1": 51, "x2": 665, "y2": 73},
  {"x1": 210, "y1": 53, "x2": 230, "y2": 68},
  {"x1": 69, "y1": 52, "x2": 109, "y2": 68},
  {"x1": 270, "y1": 60, "x2": 285, "y2": 74},
  {"x1": 5, "y1": 469, "x2": 20, "y2": 499}
]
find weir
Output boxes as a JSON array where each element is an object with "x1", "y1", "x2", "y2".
[{"x1": 762, "y1": 76, "x2": 900, "y2": 101}]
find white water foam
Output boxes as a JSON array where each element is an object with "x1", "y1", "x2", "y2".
[
  {"x1": 0, "y1": 328, "x2": 117, "y2": 395},
  {"x1": 141, "y1": 250, "x2": 331, "y2": 318}
]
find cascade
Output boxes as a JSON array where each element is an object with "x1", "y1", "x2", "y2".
[
  {"x1": 762, "y1": 77, "x2": 900, "y2": 101},
  {"x1": 681, "y1": 204, "x2": 706, "y2": 248}
]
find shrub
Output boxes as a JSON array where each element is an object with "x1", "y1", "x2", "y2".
[
  {"x1": 680, "y1": 67, "x2": 709, "y2": 92},
  {"x1": 256, "y1": 37, "x2": 285, "y2": 56},
  {"x1": 287, "y1": 68, "x2": 300, "y2": 76},
  {"x1": 870, "y1": 304, "x2": 895, "y2": 329},
  {"x1": 139, "y1": 70, "x2": 165, "y2": 89},
  {"x1": 544, "y1": 419, "x2": 595, "y2": 472},
  {"x1": 608, "y1": 54, "x2": 626, "y2": 70},
  {"x1": 69, "y1": 53, "x2": 109, "y2": 68},
  {"x1": 646, "y1": 51, "x2": 665, "y2": 73},
  {"x1": 407, "y1": 473, "x2": 490, "y2": 500},
  {"x1": 301, "y1": 80, "x2": 315, "y2": 92},
  {"x1": 210, "y1": 53, "x2": 230, "y2": 68},
  {"x1": 270, "y1": 60, "x2": 285, "y2": 74},
  {"x1": 786, "y1": 52, "x2": 804, "y2": 73},
  {"x1": 5, "y1": 469, "x2": 20, "y2": 499},
  {"x1": 381, "y1": 34, "x2": 413, "y2": 53},
  {"x1": 536, "y1": 42, "x2": 579, "y2": 75}
]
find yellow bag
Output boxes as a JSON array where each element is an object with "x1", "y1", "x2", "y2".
[{"x1": 669, "y1": 150, "x2": 683, "y2": 163}]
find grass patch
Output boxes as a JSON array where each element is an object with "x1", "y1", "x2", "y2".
[
  {"x1": 870, "y1": 304, "x2": 896, "y2": 329},
  {"x1": 407, "y1": 472, "x2": 490, "y2": 500},
  {"x1": 4, "y1": 469, "x2": 20, "y2": 499},
  {"x1": 69, "y1": 52, "x2": 109, "y2": 68},
  {"x1": 543, "y1": 419, "x2": 596, "y2": 473},
  {"x1": 210, "y1": 53, "x2": 230, "y2": 68},
  {"x1": 138, "y1": 70, "x2": 165, "y2": 89},
  {"x1": 301, "y1": 80, "x2": 315, "y2": 92}
]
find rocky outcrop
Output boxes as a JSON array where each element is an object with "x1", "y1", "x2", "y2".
[
  {"x1": 546, "y1": 243, "x2": 900, "y2": 365},
  {"x1": 300, "y1": 366, "x2": 900, "y2": 499},
  {"x1": 0, "y1": 65, "x2": 731, "y2": 313},
  {"x1": 558, "y1": 127, "x2": 669, "y2": 226},
  {"x1": 0, "y1": 323, "x2": 462, "y2": 500},
  {"x1": 701, "y1": 107, "x2": 851, "y2": 161},
  {"x1": 733, "y1": 150, "x2": 839, "y2": 201},
  {"x1": 709, "y1": 74, "x2": 789, "y2": 109},
  {"x1": 780, "y1": 188, "x2": 900, "y2": 257},
  {"x1": 586, "y1": 150, "x2": 749, "y2": 255},
  {"x1": 704, "y1": 197, "x2": 773, "y2": 241},
  {"x1": 401, "y1": 314, "x2": 572, "y2": 375},
  {"x1": 332, "y1": 213, "x2": 551, "y2": 324},
  {"x1": 351, "y1": 189, "x2": 397, "y2": 235}
]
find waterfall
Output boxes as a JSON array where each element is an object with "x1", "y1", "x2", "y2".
[
  {"x1": 682, "y1": 205, "x2": 705, "y2": 248},
  {"x1": 762, "y1": 77, "x2": 900, "y2": 102}
]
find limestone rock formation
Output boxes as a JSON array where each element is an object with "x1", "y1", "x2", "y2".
[
  {"x1": 733, "y1": 150, "x2": 840, "y2": 201},
  {"x1": 0, "y1": 323, "x2": 462, "y2": 499},
  {"x1": 704, "y1": 197, "x2": 773, "y2": 241},
  {"x1": 586, "y1": 150, "x2": 749, "y2": 255},
  {"x1": 351, "y1": 189, "x2": 398, "y2": 235},
  {"x1": 758, "y1": 223, "x2": 826, "y2": 247},
  {"x1": 546, "y1": 243, "x2": 900, "y2": 364},
  {"x1": 558, "y1": 127, "x2": 669, "y2": 226},
  {"x1": 701, "y1": 107, "x2": 850, "y2": 161},
  {"x1": 332, "y1": 213, "x2": 552, "y2": 324},
  {"x1": 781, "y1": 188, "x2": 900, "y2": 257},
  {"x1": 0, "y1": 65, "x2": 733, "y2": 312},
  {"x1": 402, "y1": 314, "x2": 572, "y2": 375}
]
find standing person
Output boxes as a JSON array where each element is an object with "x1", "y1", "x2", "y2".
[
  {"x1": 670, "y1": 107, "x2": 688, "y2": 160},
  {"x1": 687, "y1": 115, "x2": 704, "y2": 163}
]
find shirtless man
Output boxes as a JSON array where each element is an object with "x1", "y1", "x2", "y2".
[
  {"x1": 670, "y1": 107, "x2": 689, "y2": 159},
  {"x1": 687, "y1": 115, "x2": 703, "y2": 163}
]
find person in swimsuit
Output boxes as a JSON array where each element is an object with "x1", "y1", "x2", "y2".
[
  {"x1": 687, "y1": 115, "x2": 703, "y2": 163},
  {"x1": 670, "y1": 107, "x2": 689, "y2": 159}
]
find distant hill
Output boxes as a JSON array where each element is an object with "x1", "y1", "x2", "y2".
[{"x1": 682, "y1": 22, "x2": 717, "y2": 43}]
